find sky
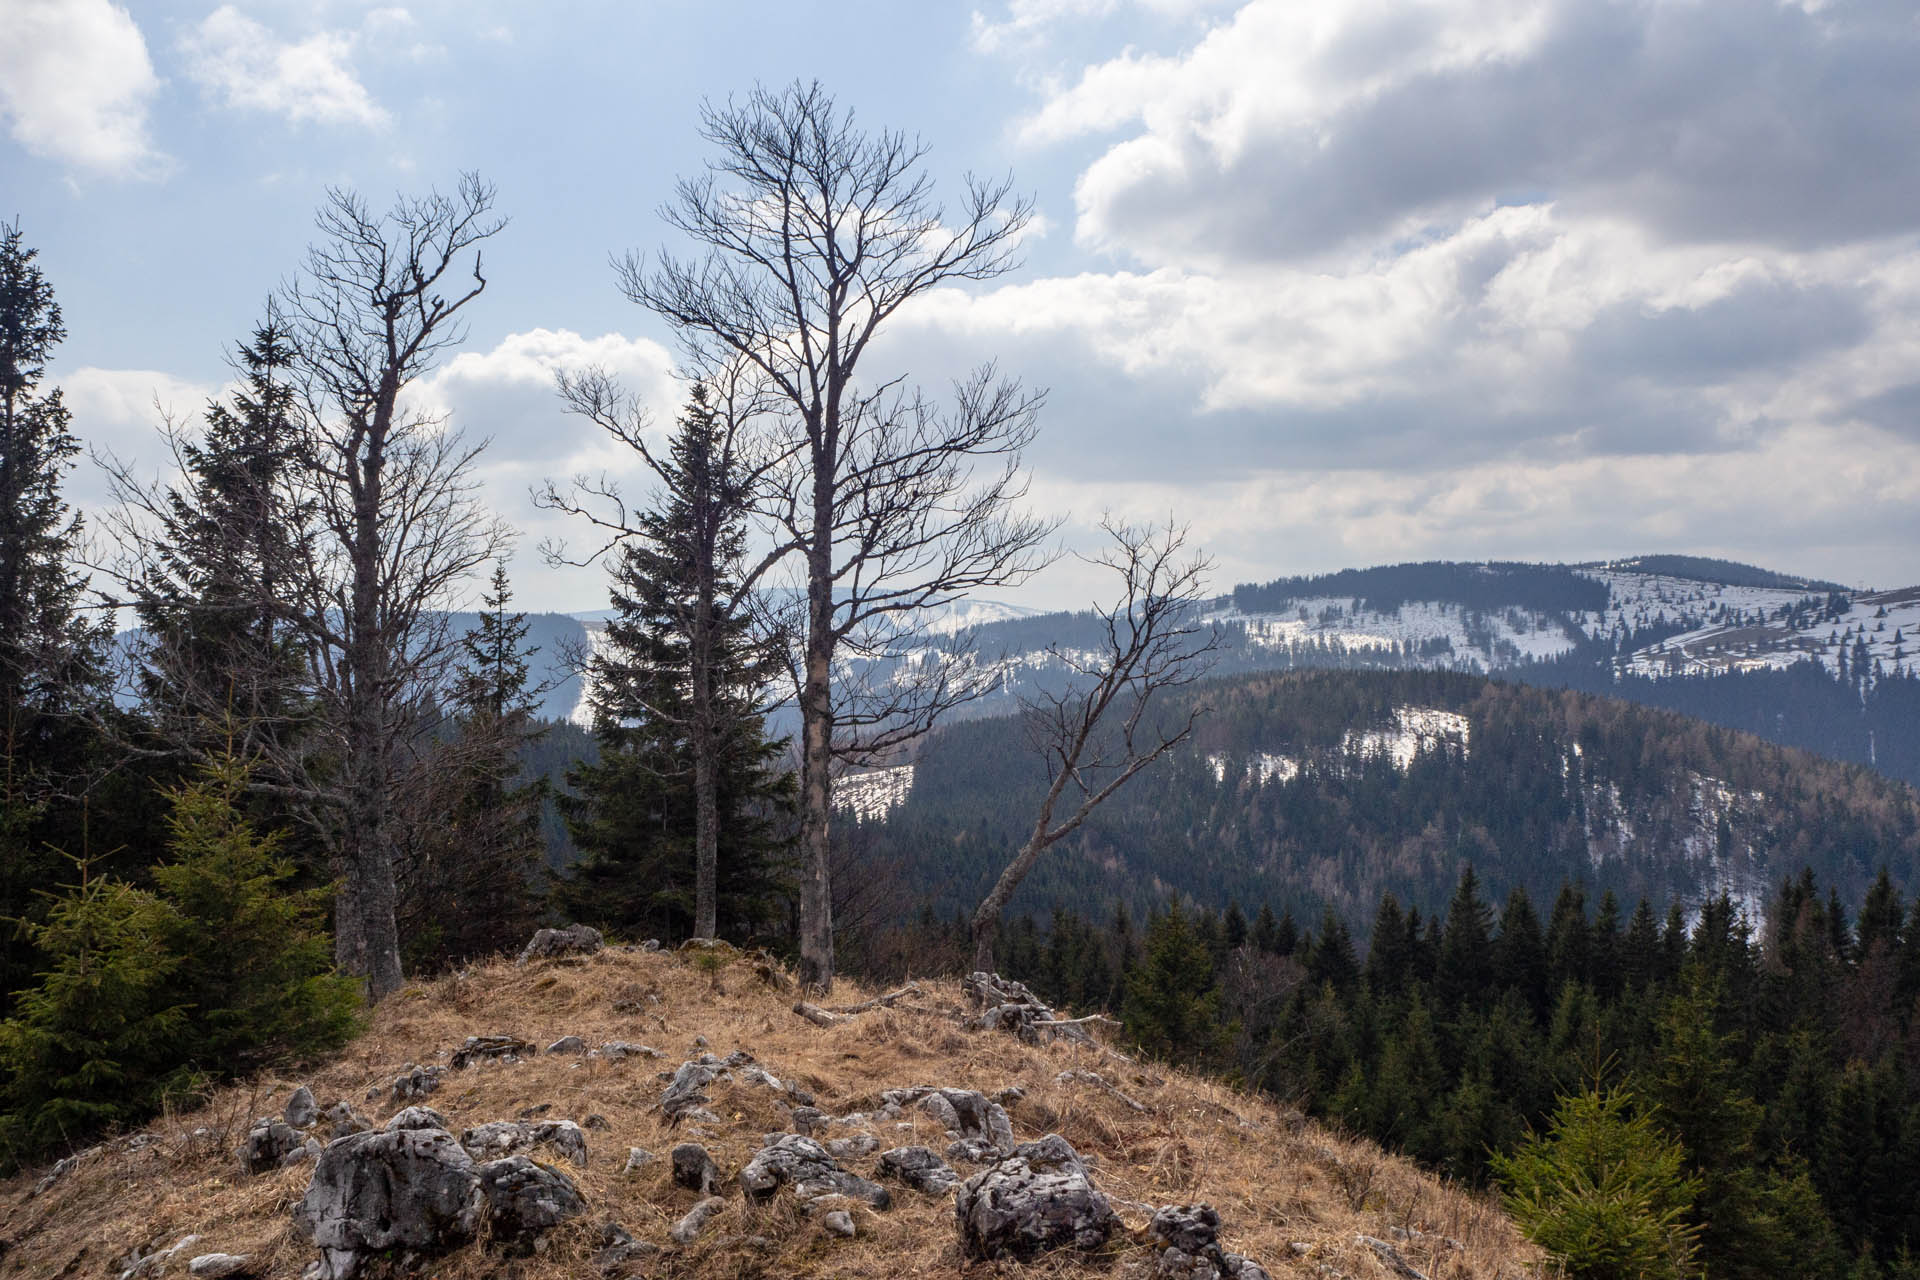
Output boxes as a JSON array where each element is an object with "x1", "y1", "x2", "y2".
[{"x1": 5, "y1": 0, "x2": 1919, "y2": 613}]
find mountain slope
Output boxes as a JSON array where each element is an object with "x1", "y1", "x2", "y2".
[
  {"x1": 849, "y1": 668, "x2": 1920, "y2": 932},
  {"x1": 0, "y1": 944, "x2": 1538, "y2": 1279}
]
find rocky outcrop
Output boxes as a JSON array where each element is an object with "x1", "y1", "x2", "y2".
[
  {"x1": 738, "y1": 1134, "x2": 892, "y2": 1209},
  {"x1": 877, "y1": 1144, "x2": 960, "y2": 1194},
  {"x1": 384, "y1": 1105, "x2": 450, "y2": 1132},
  {"x1": 284, "y1": 1086, "x2": 320, "y2": 1130},
  {"x1": 517, "y1": 923, "x2": 604, "y2": 965},
  {"x1": 388, "y1": 1064, "x2": 445, "y2": 1102},
  {"x1": 460, "y1": 1118, "x2": 589, "y2": 1167},
  {"x1": 882, "y1": 1086, "x2": 1015, "y2": 1153},
  {"x1": 237, "y1": 1119, "x2": 303, "y2": 1174},
  {"x1": 1148, "y1": 1204, "x2": 1273, "y2": 1280},
  {"x1": 291, "y1": 1128, "x2": 485, "y2": 1279},
  {"x1": 954, "y1": 1133, "x2": 1119, "y2": 1261},
  {"x1": 450, "y1": 1034, "x2": 534, "y2": 1069},
  {"x1": 476, "y1": 1155, "x2": 587, "y2": 1250}
]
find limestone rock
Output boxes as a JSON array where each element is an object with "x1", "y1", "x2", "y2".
[
  {"x1": 460, "y1": 1119, "x2": 589, "y2": 1167},
  {"x1": 284, "y1": 1086, "x2": 320, "y2": 1129},
  {"x1": 450, "y1": 1034, "x2": 534, "y2": 1069},
  {"x1": 324, "y1": 1102, "x2": 373, "y2": 1140},
  {"x1": 593, "y1": 1222, "x2": 660, "y2": 1277},
  {"x1": 599, "y1": 1040, "x2": 662, "y2": 1061},
  {"x1": 623, "y1": 1146, "x2": 656, "y2": 1173},
  {"x1": 1148, "y1": 1204, "x2": 1273, "y2": 1280},
  {"x1": 954, "y1": 1134, "x2": 1118, "y2": 1261},
  {"x1": 384, "y1": 1106, "x2": 450, "y2": 1132},
  {"x1": 477, "y1": 1155, "x2": 587, "y2": 1249},
  {"x1": 118, "y1": 1234, "x2": 202, "y2": 1279},
  {"x1": 670, "y1": 1196, "x2": 727, "y2": 1245},
  {"x1": 545, "y1": 1034, "x2": 587, "y2": 1055},
  {"x1": 877, "y1": 1144, "x2": 960, "y2": 1194},
  {"x1": 187, "y1": 1255, "x2": 254, "y2": 1278},
  {"x1": 238, "y1": 1118, "x2": 302, "y2": 1175},
  {"x1": 389, "y1": 1064, "x2": 445, "y2": 1102},
  {"x1": 739, "y1": 1134, "x2": 891, "y2": 1209},
  {"x1": 827, "y1": 1133, "x2": 878, "y2": 1160},
  {"x1": 882, "y1": 1086, "x2": 1014, "y2": 1153},
  {"x1": 671, "y1": 1141, "x2": 722, "y2": 1194},
  {"x1": 290, "y1": 1128, "x2": 485, "y2": 1280},
  {"x1": 822, "y1": 1209, "x2": 857, "y2": 1238},
  {"x1": 518, "y1": 923, "x2": 604, "y2": 965},
  {"x1": 660, "y1": 1054, "x2": 730, "y2": 1122}
]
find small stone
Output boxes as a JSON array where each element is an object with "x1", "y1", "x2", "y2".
[
  {"x1": 384, "y1": 1106, "x2": 450, "y2": 1132},
  {"x1": 827, "y1": 1134, "x2": 878, "y2": 1160},
  {"x1": 517, "y1": 923, "x2": 604, "y2": 965},
  {"x1": 584, "y1": 1112, "x2": 611, "y2": 1130},
  {"x1": 546, "y1": 1035, "x2": 588, "y2": 1055},
  {"x1": 669, "y1": 1196, "x2": 727, "y2": 1245},
  {"x1": 822, "y1": 1210, "x2": 856, "y2": 1238},
  {"x1": 325, "y1": 1102, "x2": 373, "y2": 1139},
  {"x1": 876, "y1": 1144, "x2": 959, "y2": 1194},
  {"x1": 238, "y1": 1118, "x2": 301, "y2": 1174},
  {"x1": 671, "y1": 1141, "x2": 722, "y2": 1194},
  {"x1": 187, "y1": 1255, "x2": 253, "y2": 1279},
  {"x1": 791, "y1": 1106, "x2": 826, "y2": 1135},
  {"x1": 284, "y1": 1085, "x2": 320, "y2": 1129},
  {"x1": 624, "y1": 1146, "x2": 656, "y2": 1173}
]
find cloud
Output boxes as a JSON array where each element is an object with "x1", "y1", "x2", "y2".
[
  {"x1": 0, "y1": 0, "x2": 164, "y2": 178},
  {"x1": 64, "y1": 366, "x2": 220, "y2": 510},
  {"x1": 181, "y1": 5, "x2": 389, "y2": 129},
  {"x1": 1025, "y1": 0, "x2": 1920, "y2": 268}
]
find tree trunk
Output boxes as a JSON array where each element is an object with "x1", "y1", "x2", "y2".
[
  {"x1": 796, "y1": 547, "x2": 836, "y2": 992},
  {"x1": 692, "y1": 726, "x2": 718, "y2": 942},
  {"x1": 691, "y1": 519, "x2": 718, "y2": 942},
  {"x1": 971, "y1": 831, "x2": 1048, "y2": 974}
]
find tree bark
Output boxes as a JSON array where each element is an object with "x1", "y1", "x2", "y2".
[{"x1": 797, "y1": 543, "x2": 836, "y2": 992}]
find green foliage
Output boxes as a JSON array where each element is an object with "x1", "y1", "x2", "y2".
[
  {"x1": 0, "y1": 858, "x2": 187, "y2": 1160},
  {"x1": 1, "y1": 751, "x2": 358, "y2": 1164},
  {"x1": 1123, "y1": 898, "x2": 1230, "y2": 1065},
  {"x1": 1491, "y1": 1083, "x2": 1701, "y2": 1280},
  {"x1": 558, "y1": 387, "x2": 794, "y2": 943}
]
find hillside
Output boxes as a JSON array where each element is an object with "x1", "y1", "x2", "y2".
[
  {"x1": 0, "y1": 942, "x2": 1538, "y2": 1280},
  {"x1": 847, "y1": 668, "x2": 1920, "y2": 932}
]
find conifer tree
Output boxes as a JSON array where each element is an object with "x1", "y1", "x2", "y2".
[
  {"x1": 1124, "y1": 898, "x2": 1229, "y2": 1064},
  {"x1": 560, "y1": 388, "x2": 792, "y2": 942},
  {"x1": 396, "y1": 564, "x2": 549, "y2": 968},
  {"x1": 0, "y1": 221, "x2": 112, "y2": 1014}
]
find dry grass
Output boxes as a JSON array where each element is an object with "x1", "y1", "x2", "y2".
[{"x1": 0, "y1": 946, "x2": 1546, "y2": 1279}]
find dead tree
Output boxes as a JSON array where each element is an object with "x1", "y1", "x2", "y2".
[
  {"x1": 625, "y1": 81, "x2": 1056, "y2": 992},
  {"x1": 970, "y1": 519, "x2": 1218, "y2": 974},
  {"x1": 285, "y1": 175, "x2": 509, "y2": 999}
]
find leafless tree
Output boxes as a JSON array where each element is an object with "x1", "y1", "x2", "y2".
[
  {"x1": 623, "y1": 81, "x2": 1057, "y2": 991},
  {"x1": 281, "y1": 174, "x2": 510, "y2": 999},
  {"x1": 970, "y1": 518, "x2": 1219, "y2": 973}
]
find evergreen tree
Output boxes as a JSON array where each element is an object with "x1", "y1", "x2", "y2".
[
  {"x1": 397, "y1": 565, "x2": 549, "y2": 969},
  {"x1": 0, "y1": 221, "x2": 112, "y2": 1015},
  {"x1": 1124, "y1": 898, "x2": 1229, "y2": 1064},
  {"x1": 559, "y1": 389, "x2": 793, "y2": 943},
  {"x1": 1493, "y1": 1083, "x2": 1701, "y2": 1280},
  {"x1": 1437, "y1": 865, "x2": 1494, "y2": 1008}
]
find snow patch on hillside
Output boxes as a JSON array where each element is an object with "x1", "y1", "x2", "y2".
[
  {"x1": 1345, "y1": 707, "x2": 1471, "y2": 768},
  {"x1": 836, "y1": 764, "x2": 915, "y2": 820}
]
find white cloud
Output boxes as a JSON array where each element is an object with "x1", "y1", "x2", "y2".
[
  {"x1": 181, "y1": 5, "x2": 389, "y2": 129},
  {"x1": 65, "y1": 366, "x2": 219, "y2": 510},
  {"x1": 0, "y1": 0, "x2": 165, "y2": 178}
]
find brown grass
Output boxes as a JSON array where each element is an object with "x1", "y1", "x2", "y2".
[{"x1": 0, "y1": 946, "x2": 1546, "y2": 1279}]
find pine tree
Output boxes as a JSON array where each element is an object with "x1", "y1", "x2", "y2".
[
  {"x1": 1124, "y1": 898, "x2": 1229, "y2": 1064},
  {"x1": 0, "y1": 221, "x2": 112, "y2": 1015},
  {"x1": 559, "y1": 388, "x2": 793, "y2": 943},
  {"x1": 396, "y1": 564, "x2": 549, "y2": 969}
]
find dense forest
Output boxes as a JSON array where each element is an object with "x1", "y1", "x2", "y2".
[
  {"x1": 873, "y1": 865, "x2": 1920, "y2": 1277},
  {"x1": 857, "y1": 668, "x2": 1920, "y2": 931}
]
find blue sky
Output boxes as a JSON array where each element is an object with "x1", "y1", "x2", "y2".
[{"x1": 5, "y1": 0, "x2": 1919, "y2": 610}]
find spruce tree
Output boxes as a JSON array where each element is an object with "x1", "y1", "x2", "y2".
[
  {"x1": 1124, "y1": 898, "x2": 1229, "y2": 1065},
  {"x1": 397, "y1": 564, "x2": 549, "y2": 968},
  {"x1": 0, "y1": 221, "x2": 112, "y2": 1015},
  {"x1": 559, "y1": 387, "x2": 792, "y2": 943}
]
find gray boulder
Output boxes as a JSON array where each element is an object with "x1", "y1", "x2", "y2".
[
  {"x1": 284, "y1": 1086, "x2": 320, "y2": 1129},
  {"x1": 623, "y1": 1146, "x2": 656, "y2": 1173},
  {"x1": 739, "y1": 1134, "x2": 891, "y2": 1209},
  {"x1": 592, "y1": 1223, "x2": 660, "y2": 1277},
  {"x1": 518, "y1": 923, "x2": 604, "y2": 965},
  {"x1": 460, "y1": 1118, "x2": 589, "y2": 1167},
  {"x1": 660, "y1": 1054, "x2": 730, "y2": 1122},
  {"x1": 1145, "y1": 1203, "x2": 1274, "y2": 1280},
  {"x1": 450, "y1": 1034, "x2": 534, "y2": 1069},
  {"x1": 822, "y1": 1209, "x2": 857, "y2": 1238},
  {"x1": 384, "y1": 1106, "x2": 450, "y2": 1132},
  {"x1": 882, "y1": 1086, "x2": 1015, "y2": 1152},
  {"x1": 954, "y1": 1134, "x2": 1119, "y2": 1261},
  {"x1": 238, "y1": 1118, "x2": 302, "y2": 1174},
  {"x1": 186, "y1": 1256, "x2": 253, "y2": 1279},
  {"x1": 389, "y1": 1064, "x2": 445, "y2": 1102},
  {"x1": 599, "y1": 1040, "x2": 663, "y2": 1061},
  {"x1": 877, "y1": 1144, "x2": 960, "y2": 1194},
  {"x1": 545, "y1": 1034, "x2": 587, "y2": 1055},
  {"x1": 946, "y1": 1136, "x2": 1003, "y2": 1164},
  {"x1": 290, "y1": 1128, "x2": 485, "y2": 1280},
  {"x1": 669, "y1": 1196, "x2": 727, "y2": 1245},
  {"x1": 670, "y1": 1141, "x2": 722, "y2": 1194},
  {"x1": 324, "y1": 1102, "x2": 373, "y2": 1140},
  {"x1": 476, "y1": 1155, "x2": 587, "y2": 1250}
]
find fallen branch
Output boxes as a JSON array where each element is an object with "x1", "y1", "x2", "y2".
[
  {"x1": 792, "y1": 1001, "x2": 842, "y2": 1028},
  {"x1": 828, "y1": 984, "x2": 922, "y2": 1014}
]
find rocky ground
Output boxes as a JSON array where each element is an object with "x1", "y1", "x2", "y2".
[{"x1": 0, "y1": 931, "x2": 1542, "y2": 1279}]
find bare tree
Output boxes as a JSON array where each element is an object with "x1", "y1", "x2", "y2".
[
  {"x1": 283, "y1": 174, "x2": 510, "y2": 999},
  {"x1": 625, "y1": 81, "x2": 1056, "y2": 991},
  {"x1": 970, "y1": 519, "x2": 1219, "y2": 974}
]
